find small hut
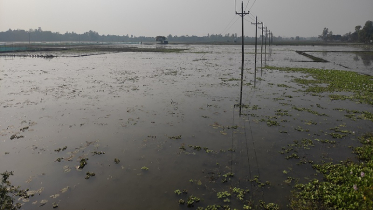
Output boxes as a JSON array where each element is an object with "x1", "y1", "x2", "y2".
[{"x1": 156, "y1": 36, "x2": 168, "y2": 44}]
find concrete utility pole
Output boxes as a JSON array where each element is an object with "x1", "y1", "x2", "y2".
[
  {"x1": 236, "y1": 1, "x2": 250, "y2": 111},
  {"x1": 258, "y1": 23, "x2": 264, "y2": 76},
  {"x1": 251, "y1": 16, "x2": 258, "y2": 87},
  {"x1": 271, "y1": 32, "x2": 273, "y2": 45},
  {"x1": 269, "y1": 30, "x2": 271, "y2": 46},
  {"x1": 270, "y1": 31, "x2": 273, "y2": 45},
  {"x1": 264, "y1": 27, "x2": 268, "y2": 66}
]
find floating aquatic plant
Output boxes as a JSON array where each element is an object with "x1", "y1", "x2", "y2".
[
  {"x1": 85, "y1": 172, "x2": 95, "y2": 179},
  {"x1": 169, "y1": 135, "x2": 182, "y2": 140},
  {"x1": 267, "y1": 66, "x2": 373, "y2": 105},
  {"x1": 178, "y1": 199, "x2": 185, "y2": 205},
  {"x1": 186, "y1": 195, "x2": 201, "y2": 207},
  {"x1": 217, "y1": 191, "x2": 231, "y2": 199},
  {"x1": 174, "y1": 189, "x2": 182, "y2": 195},
  {"x1": 259, "y1": 200, "x2": 280, "y2": 210},
  {"x1": 1, "y1": 171, "x2": 28, "y2": 209},
  {"x1": 78, "y1": 158, "x2": 88, "y2": 169},
  {"x1": 290, "y1": 133, "x2": 373, "y2": 209},
  {"x1": 92, "y1": 151, "x2": 105, "y2": 155}
]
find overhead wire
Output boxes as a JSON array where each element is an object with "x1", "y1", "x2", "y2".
[
  {"x1": 220, "y1": 15, "x2": 240, "y2": 36},
  {"x1": 249, "y1": 0, "x2": 257, "y2": 11},
  {"x1": 244, "y1": 0, "x2": 250, "y2": 11},
  {"x1": 249, "y1": 13, "x2": 257, "y2": 21}
]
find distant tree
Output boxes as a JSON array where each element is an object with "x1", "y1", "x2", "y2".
[
  {"x1": 341, "y1": 32, "x2": 351, "y2": 42},
  {"x1": 87, "y1": 30, "x2": 99, "y2": 41},
  {"x1": 350, "y1": 25, "x2": 361, "y2": 41},
  {"x1": 319, "y1": 28, "x2": 329, "y2": 41},
  {"x1": 358, "y1": 20, "x2": 373, "y2": 43},
  {"x1": 355, "y1": 25, "x2": 361, "y2": 33},
  {"x1": 327, "y1": 31, "x2": 333, "y2": 41}
]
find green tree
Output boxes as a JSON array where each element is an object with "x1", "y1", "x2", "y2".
[
  {"x1": 355, "y1": 25, "x2": 361, "y2": 33},
  {"x1": 358, "y1": 20, "x2": 373, "y2": 43}
]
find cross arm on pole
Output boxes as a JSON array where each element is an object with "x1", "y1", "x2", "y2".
[{"x1": 236, "y1": 11, "x2": 250, "y2": 16}]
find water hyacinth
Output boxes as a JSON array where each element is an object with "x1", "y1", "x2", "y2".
[{"x1": 291, "y1": 133, "x2": 373, "y2": 209}]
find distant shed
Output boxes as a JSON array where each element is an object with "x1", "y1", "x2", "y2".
[{"x1": 156, "y1": 36, "x2": 168, "y2": 44}]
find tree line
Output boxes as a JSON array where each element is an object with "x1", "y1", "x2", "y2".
[
  {"x1": 0, "y1": 28, "x2": 310, "y2": 43},
  {"x1": 0, "y1": 28, "x2": 154, "y2": 42},
  {"x1": 0, "y1": 28, "x2": 259, "y2": 43},
  {"x1": 319, "y1": 20, "x2": 373, "y2": 43}
]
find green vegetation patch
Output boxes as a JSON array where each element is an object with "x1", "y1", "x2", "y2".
[
  {"x1": 334, "y1": 108, "x2": 373, "y2": 122},
  {"x1": 290, "y1": 133, "x2": 373, "y2": 209},
  {"x1": 266, "y1": 66, "x2": 373, "y2": 105},
  {"x1": 1, "y1": 171, "x2": 28, "y2": 210},
  {"x1": 353, "y1": 133, "x2": 373, "y2": 161},
  {"x1": 220, "y1": 77, "x2": 240, "y2": 82},
  {"x1": 292, "y1": 106, "x2": 327, "y2": 116},
  {"x1": 277, "y1": 84, "x2": 293, "y2": 88}
]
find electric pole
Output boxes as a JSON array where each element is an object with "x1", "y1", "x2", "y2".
[
  {"x1": 258, "y1": 23, "x2": 264, "y2": 76},
  {"x1": 236, "y1": 1, "x2": 250, "y2": 111},
  {"x1": 251, "y1": 16, "x2": 259, "y2": 87},
  {"x1": 269, "y1": 30, "x2": 271, "y2": 46},
  {"x1": 269, "y1": 31, "x2": 273, "y2": 45},
  {"x1": 264, "y1": 27, "x2": 268, "y2": 67}
]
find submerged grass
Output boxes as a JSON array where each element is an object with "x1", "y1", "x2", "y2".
[{"x1": 266, "y1": 66, "x2": 373, "y2": 105}]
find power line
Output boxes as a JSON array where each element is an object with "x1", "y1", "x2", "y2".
[
  {"x1": 249, "y1": 0, "x2": 257, "y2": 11},
  {"x1": 249, "y1": 13, "x2": 256, "y2": 20},
  {"x1": 244, "y1": 17, "x2": 255, "y2": 24},
  {"x1": 220, "y1": 15, "x2": 240, "y2": 36},
  {"x1": 245, "y1": 0, "x2": 251, "y2": 11},
  {"x1": 244, "y1": 15, "x2": 256, "y2": 22}
]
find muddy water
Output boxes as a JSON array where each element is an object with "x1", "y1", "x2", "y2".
[{"x1": 1, "y1": 45, "x2": 372, "y2": 209}]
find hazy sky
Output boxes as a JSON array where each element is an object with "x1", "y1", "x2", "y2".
[{"x1": 0, "y1": 0, "x2": 372, "y2": 37}]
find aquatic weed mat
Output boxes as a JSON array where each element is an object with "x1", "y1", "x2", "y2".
[{"x1": 266, "y1": 66, "x2": 373, "y2": 105}]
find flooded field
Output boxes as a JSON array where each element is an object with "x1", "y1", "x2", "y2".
[{"x1": 1, "y1": 44, "x2": 372, "y2": 209}]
